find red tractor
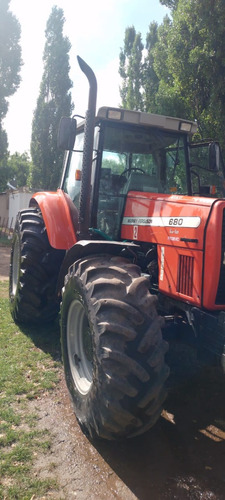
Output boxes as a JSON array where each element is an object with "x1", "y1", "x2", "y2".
[{"x1": 9, "y1": 57, "x2": 225, "y2": 440}]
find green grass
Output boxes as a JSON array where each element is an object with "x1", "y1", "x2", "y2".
[
  {"x1": 0, "y1": 234, "x2": 13, "y2": 247},
  {"x1": 0, "y1": 281, "x2": 62, "y2": 499}
]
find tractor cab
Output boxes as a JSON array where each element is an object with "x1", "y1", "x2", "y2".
[{"x1": 59, "y1": 106, "x2": 225, "y2": 240}]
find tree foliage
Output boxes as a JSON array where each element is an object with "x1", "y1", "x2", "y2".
[
  {"x1": 119, "y1": 26, "x2": 144, "y2": 110},
  {"x1": 30, "y1": 6, "x2": 73, "y2": 190},
  {"x1": 0, "y1": 0, "x2": 22, "y2": 160},
  {"x1": 0, "y1": 152, "x2": 31, "y2": 192},
  {"x1": 159, "y1": 0, "x2": 178, "y2": 10},
  {"x1": 164, "y1": 0, "x2": 225, "y2": 145},
  {"x1": 142, "y1": 22, "x2": 160, "y2": 113},
  {"x1": 119, "y1": 0, "x2": 225, "y2": 150},
  {"x1": 0, "y1": 124, "x2": 8, "y2": 162},
  {"x1": 152, "y1": 14, "x2": 190, "y2": 118}
]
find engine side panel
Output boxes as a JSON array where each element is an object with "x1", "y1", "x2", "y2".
[
  {"x1": 121, "y1": 192, "x2": 223, "y2": 309},
  {"x1": 157, "y1": 245, "x2": 203, "y2": 306}
]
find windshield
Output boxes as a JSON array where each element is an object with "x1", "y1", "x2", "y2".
[
  {"x1": 96, "y1": 123, "x2": 188, "y2": 239},
  {"x1": 101, "y1": 124, "x2": 188, "y2": 195}
]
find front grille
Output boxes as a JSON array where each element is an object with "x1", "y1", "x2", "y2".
[
  {"x1": 216, "y1": 209, "x2": 225, "y2": 304},
  {"x1": 177, "y1": 255, "x2": 194, "y2": 296}
]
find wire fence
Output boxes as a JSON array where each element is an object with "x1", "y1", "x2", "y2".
[{"x1": 0, "y1": 217, "x2": 14, "y2": 240}]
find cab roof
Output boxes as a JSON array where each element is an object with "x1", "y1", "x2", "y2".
[{"x1": 76, "y1": 106, "x2": 198, "y2": 135}]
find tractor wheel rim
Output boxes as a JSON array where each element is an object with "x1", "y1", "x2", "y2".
[
  {"x1": 67, "y1": 299, "x2": 93, "y2": 395},
  {"x1": 12, "y1": 236, "x2": 20, "y2": 296}
]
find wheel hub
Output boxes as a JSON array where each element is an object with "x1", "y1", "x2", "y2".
[
  {"x1": 11, "y1": 235, "x2": 20, "y2": 296},
  {"x1": 67, "y1": 299, "x2": 93, "y2": 395}
]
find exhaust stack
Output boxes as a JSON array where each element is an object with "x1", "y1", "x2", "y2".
[{"x1": 77, "y1": 56, "x2": 97, "y2": 239}]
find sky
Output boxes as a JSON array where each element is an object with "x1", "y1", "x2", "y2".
[{"x1": 4, "y1": 0, "x2": 169, "y2": 154}]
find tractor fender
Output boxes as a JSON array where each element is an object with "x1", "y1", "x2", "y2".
[
  {"x1": 30, "y1": 189, "x2": 78, "y2": 250},
  {"x1": 57, "y1": 239, "x2": 140, "y2": 295}
]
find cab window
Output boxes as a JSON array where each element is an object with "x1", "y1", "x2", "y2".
[{"x1": 63, "y1": 132, "x2": 84, "y2": 209}]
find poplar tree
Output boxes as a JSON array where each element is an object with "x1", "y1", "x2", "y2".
[
  {"x1": 30, "y1": 6, "x2": 73, "y2": 190},
  {"x1": 119, "y1": 26, "x2": 144, "y2": 110},
  {"x1": 120, "y1": 0, "x2": 225, "y2": 150},
  {"x1": 156, "y1": 0, "x2": 225, "y2": 146},
  {"x1": 142, "y1": 22, "x2": 159, "y2": 113},
  {"x1": 159, "y1": 0, "x2": 178, "y2": 9},
  {"x1": 0, "y1": 0, "x2": 22, "y2": 160}
]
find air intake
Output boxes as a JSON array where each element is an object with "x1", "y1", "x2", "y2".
[{"x1": 177, "y1": 255, "x2": 194, "y2": 296}]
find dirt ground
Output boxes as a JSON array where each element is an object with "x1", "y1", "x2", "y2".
[
  {"x1": 1, "y1": 245, "x2": 225, "y2": 499},
  {"x1": 0, "y1": 244, "x2": 11, "y2": 280}
]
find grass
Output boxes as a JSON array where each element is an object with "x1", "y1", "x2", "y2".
[
  {"x1": 0, "y1": 280, "x2": 62, "y2": 499},
  {"x1": 0, "y1": 234, "x2": 13, "y2": 247}
]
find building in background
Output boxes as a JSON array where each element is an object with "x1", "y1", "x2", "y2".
[{"x1": 0, "y1": 187, "x2": 32, "y2": 230}]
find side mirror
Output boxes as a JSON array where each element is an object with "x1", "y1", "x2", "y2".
[
  {"x1": 208, "y1": 142, "x2": 220, "y2": 171},
  {"x1": 57, "y1": 117, "x2": 77, "y2": 150}
]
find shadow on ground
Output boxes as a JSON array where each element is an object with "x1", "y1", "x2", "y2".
[
  {"x1": 20, "y1": 318, "x2": 62, "y2": 363},
  {"x1": 94, "y1": 360, "x2": 225, "y2": 499},
  {"x1": 21, "y1": 317, "x2": 225, "y2": 499}
]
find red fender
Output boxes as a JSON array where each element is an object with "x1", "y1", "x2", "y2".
[{"x1": 30, "y1": 189, "x2": 78, "y2": 250}]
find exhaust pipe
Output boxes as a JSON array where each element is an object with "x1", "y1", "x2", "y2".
[{"x1": 77, "y1": 56, "x2": 97, "y2": 239}]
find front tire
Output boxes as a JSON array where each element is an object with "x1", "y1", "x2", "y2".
[
  {"x1": 9, "y1": 208, "x2": 65, "y2": 324},
  {"x1": 61, "y1": 254, "x2": 169, "y2": 440}
]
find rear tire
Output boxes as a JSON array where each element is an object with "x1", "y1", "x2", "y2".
[
  {"x1": 61, "y1": 254, "x2": 169, "y2": 440},
  {"x1": 9, "y1": 207, "x2": 65, "y2": 324}
]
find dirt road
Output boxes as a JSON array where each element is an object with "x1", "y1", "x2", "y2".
[{"x1": 1, "y1": 245, "x2": 225, "y2": 499}]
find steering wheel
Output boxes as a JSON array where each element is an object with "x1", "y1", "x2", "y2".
[{"x1": 120, "y1": 167, "x2": 145, "y2": 178}]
